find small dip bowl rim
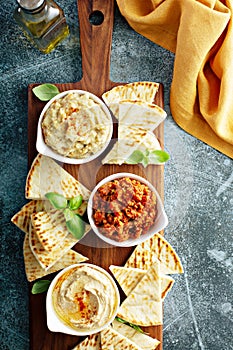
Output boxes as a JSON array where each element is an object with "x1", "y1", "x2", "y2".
[
  {"x1": 87, "y1": 172, "x2": 168, "y2": 247},
  {"x1": 46, "y1": 262, "x2": 120, "y2": 336},
  {"x1": 36, "y1": 89, "x2": 113, "y2": 165}
]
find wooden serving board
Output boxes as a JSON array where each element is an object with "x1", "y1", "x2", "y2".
[{"x1": 27, "y1": 0, "x2": 165, "y2": 349}]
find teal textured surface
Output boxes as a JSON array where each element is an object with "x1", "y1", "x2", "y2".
[{"x1": 1, "y1": 1, "x2": 232, "y2": 349}]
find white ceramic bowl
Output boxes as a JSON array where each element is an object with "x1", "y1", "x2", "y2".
[
  {"x1": 87, "y1": 173, "x2": 168, "y2": 247},
  {"x1": 36, "y1": 90, "x2": 113, "y2": 164},
  {"x1": 46, "y1": 263, "x2": 120, "y2": 336}
]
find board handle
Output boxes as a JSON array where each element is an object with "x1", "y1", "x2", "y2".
[{"x1": 77, "y1": 0, "x2": 115, "y2": 95}]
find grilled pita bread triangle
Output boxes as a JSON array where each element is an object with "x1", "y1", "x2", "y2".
[
  {"x1": 117, "y1": 260, "x2": 163, "y2": 326},
  {"x1": 102, "y1": 85, "x2": 138, "y2": 118},
  {"x1": 71, "y1": 333, "x2": 101, "y2": 350},
  {"x1": 31, "y1": 209, "x2": 69, "y2": 251},
  {"x1": 102, "y1": 128, "x2": 161, "y2": 165},
  {"x1": 112, "y1": 320, "x2": 160, "y2": 350},
  {"x1": 101, "y1": 142, "x2": 120, "y2": 164},
  {"x1": 101, "y1": 326, "x2": 143, "y2": 350},
  {"x1": 25, "y1": 153, "x2": 91, "y2": 200},
  {"x1": 11, "y1": 200, "x2": 53, "y2": 234},
  {"x1": 23, "y1": 233, "x2": 88, "y2": 282},
  {"x1": 118, "y1": 127, "x2": 161, "y2": 151},
  {"x1": 102, "y1": 82, "x2": 159, "y2": 119},
  {"x1": 126, "y1": 81, "x2": 159, "y2": 104},
  {"x1": 30, "y1": 208, "x2": 90, "y2": 252},
  {"x1": 109, "y1": 265, "x2": 174, "y2": 300},
  {"x1": 125, "y1": 233, "x2": 183, "y2": 274},
  {"x1": 29, "y1": 222, "x2": 85, "y2": 270},
  {"x1": 118, "y1": 100, "x2": 166, "y2": 131}
]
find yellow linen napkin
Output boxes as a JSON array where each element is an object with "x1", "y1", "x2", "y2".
[{"x1": 116, "y1": 0, "x2": 233, "y2": 158}]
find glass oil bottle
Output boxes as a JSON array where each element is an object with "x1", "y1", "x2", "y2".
[{"x1": 14, "y1": 0, "x2": 69, "y2": 54}]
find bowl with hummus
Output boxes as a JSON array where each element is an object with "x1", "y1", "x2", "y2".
[
  {"x1": 36, "y1": 90, "x2": 113, "y2": 164},
  {"x1": 87, "y1": 173, "x2": 168, "y2": 247},
  {"x1": 46, "y1": 263, "x2": 120, "y2": 335}
]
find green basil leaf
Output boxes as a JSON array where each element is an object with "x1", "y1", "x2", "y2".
[
  {"x1": 31, "y1": 280, "x2": 51, "y2": 294},
  {"x1": 141, "y1": 155, "x2": 149, "y2": 168},
  {"x1": 149, "y1": 150, "x2": 170, "y2": 164},
  {"x1": 115, "y1": 316, "x2": 126, "y2": 324},
  {"x1": 63, "y1": 208, "x2": 75, "y2": 221},
  {"x1": 45, "y1": 192, "x2": 67, "y2": 209},
  {"x1": 128, "y1": 323, "x2": 145, "y2": 334},
  {"x1": 66, "y1": 214, "x2": 85, "y2": 239},
  {"x1": 115, "y1": 317, "x2": 145, "y2": 334},
  {"x1": 144, "y1": 149, "x2": 150, "y2": 157},
  {"x1": 126, "y1": 150, "x2": 144, "y2": 164},
  {"x1": 68, "y1": 195, "x2": 83, "y2": 210},
  {"x1": 32, "y1": 84, "x2": 60, "y2": 101}
]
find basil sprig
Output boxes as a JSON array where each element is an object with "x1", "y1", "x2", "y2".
[
  {"x1": 115, "y1": 316, "x2": 145, "y2": 334},
  {"x1": 32, "y1": 83, "x2": 60, "y2": 101},
  {"x1": 126, "y1": 149, "x2": 170, "y2": 167},
  {"x1": 31, "y1": 280, "x2": 51, "y2": 294},
  {"x1": 45, "y1": 193, "x2": 85, "y2": 239},
  {"x1": 45, "y1": 192, "x2": 67, "y2": 209}
]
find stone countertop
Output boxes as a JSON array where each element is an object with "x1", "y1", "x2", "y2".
[{"x1": 1, "y1": 1, "x2": 232, "y2": 350}]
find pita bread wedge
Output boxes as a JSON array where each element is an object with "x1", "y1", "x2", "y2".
[
  {"x1": 117, "y1": 261, "x2": 163, "y2": 326},
  {"x1": 102, "y1": 85, "x2": 137, "y2": 119},
  {"x1": 101, "y1": 142, "x2": 120, "y2": 164},
  {"x1": 119, "y1": 127, "x2": 161, "y2": 151},
  {"x1": 30, "y1": 208, "x2": 90, "y2": 252},
  {"x1": 161, "y1": 275, "x2": 175, "y2": 300},
  {"x1": 25, "y1": 153, "x2": 90, "y2": 200},
  {"x1": 102, "y1": 82, "x2": 159, "y2": 119},
  {"x1": 11, "y1": 200, "x2": 53, "y2": 234},
  {"x1": 31, "y1": 209, "x2": 69, "y2": 251},
  {"x1": 29, "y1": 222, "x2": 84, "y2": 270},
  {"x1": 126, "y1": 81, "x2": 159, "y2": 104},
  {"x1": 101, "y1": 326, "x2": 143, "y2": 350},
  {"x1": 102, "y1": 128, "x2": 147, "y2": 165},
  {"x1": 23, "y1": 233, "x2": 88, "y2": 282},
  {"x1": 118, "y1": 100, "x2": 166, "y2": 131},
  {"x1": 112, "y1": 320, "x2": 160, "y2": 350},
  {"x1": 71, "y1": 333, "x2": 101, "y2": 350},
  {"x1": 102, "y1": 128, "x2": 161, "y2": 165},
  {"x1": 125, "y1": 233, "x2": 183, "y2": 274},
  {"x1": 109, "y1": 265, "x2": 174, "y2": 300}
]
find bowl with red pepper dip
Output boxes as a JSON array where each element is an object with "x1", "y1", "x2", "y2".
[{"x1": 88, "y1": 173, "x2": 168, "y2": 247}]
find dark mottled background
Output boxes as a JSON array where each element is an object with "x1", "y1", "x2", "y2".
[{"x1": 0, "y1": 1, "x2": 232, "y2": 349}]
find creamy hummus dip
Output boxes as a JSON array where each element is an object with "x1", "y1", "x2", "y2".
[
  {"x1": 52, "y1": 264, "x2": 119, "y2": 331},
  {"x1": 42, "y1": 92, "x2": 112, "y2": 159}
]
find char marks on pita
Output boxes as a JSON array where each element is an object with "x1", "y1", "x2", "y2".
[
  {"x1": 125, "y1": 232, "x2": 183, "y2": 274},
  {"x1": 117, "y1": 260, "x2": 163, "y2": 327},
  {"x1": 101, "y1": 326, "x2": 143, "y2": 350},
  {"x1": 29, "y1": 221, "x2": 82, "y2": 270},
  {"x1": 102, "y1": 81, "x2": 160, "y2": 120},
  {"x1": 11, "y1": 200, "x2": 53, "y2": 234},
  {"x1": 101, "y1": 81, "x2": 165, "y2": 165},
  {"x1": 126, "y1": 81, "x2": 159, "y2": 104},
  {"x1": 71, "y1": 333, "x2": 101, "y2": 350},
  {"x1": 109, "y1": 265, "x2": 174, "y2": 300},
  {"x1": 25, "y1": 153, "x2": 91, "y2": 200},
  {"x1": 31, "y1": 209, "x2": 69, "y2": 251},
  {"x1": 23, "y1": 233, "x2": 88, "y2": 282}
]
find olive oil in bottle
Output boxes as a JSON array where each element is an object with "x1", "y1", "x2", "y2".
[{"x1": 14, "y1": 0, "x2": 69, "y2": 54}]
